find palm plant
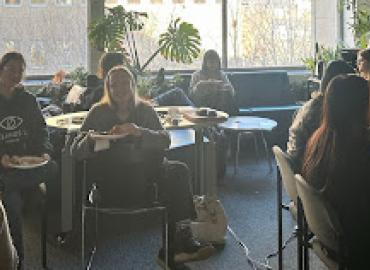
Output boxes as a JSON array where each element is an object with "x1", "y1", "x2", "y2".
[{"x1": 88, "y1": 5, "x2": 201, "y2": 73}]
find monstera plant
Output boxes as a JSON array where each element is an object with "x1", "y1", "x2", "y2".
[{"x1": 88, "y1": 5, "x2": 201, "y2": 73}]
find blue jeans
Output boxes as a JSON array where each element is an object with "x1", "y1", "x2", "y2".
[
  {"x1": 154, "y1": 88, "x2": 194, "y2": 106},
  {"x1": 0, "y1": 161, "x2": 58, "y2": 264}
]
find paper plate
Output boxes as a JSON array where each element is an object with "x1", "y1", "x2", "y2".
[{"x1": 8, "y1": 156, "x2": 49, "y2": 170}]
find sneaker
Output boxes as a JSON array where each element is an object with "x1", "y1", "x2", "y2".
[
  {"x1": 174, "y1": 241, "x2": 215, "y2": 263},
  {"x1": 174, "y1": 226, "x2": 215, "y2": 263},
  {"x1": 156, "y1": 251, "x2": 191, "y2": 270}
]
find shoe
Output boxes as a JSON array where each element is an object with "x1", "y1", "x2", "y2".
[
  {"x1": 174, "y1": 225, "x2": 215, "y2": 263},
  {"x1": 156, "y1": 251, "x2": 191, "y2": 270}
]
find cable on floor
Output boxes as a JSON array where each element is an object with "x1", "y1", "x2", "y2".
[
  {"x1": 227, "y1": 225, "x2": 273, "y2": 270},
  {"x1": 264, "y1": 228, "x2": 297, "y2": 266}
]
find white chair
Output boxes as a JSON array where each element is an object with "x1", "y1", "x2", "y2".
[
  {"x1": 272, "y1": 145, "x2": 298, "y2": 270},
  {"x1": 295, "y1": 174, "x2": 346, "y2": 270}
]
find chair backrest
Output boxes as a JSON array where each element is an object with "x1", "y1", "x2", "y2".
[
  {"x1": 272, "y1": 145, "x2": 298, "y2": 204},
  {"x1": 83, "y1": 143, "x2": 165, "y2": 208},
  {"x1": 295, "y1": 174, "x2": 342, "y2": 252}
]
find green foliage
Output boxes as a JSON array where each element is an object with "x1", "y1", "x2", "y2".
[
  {"x1": 301, "y1": 57, "x2": 315, "y2": 74},
  {"x1": 88, "y1": 5, "x2": 201, "y2": 72},
  {"x1": 159, "y1": 18, "x2": 201, "y2": 64},
  {"x1": 69, "y1": 67, "x2": 89, "y2": 87},
  {"x1": 349, "y1": 9, "x2": 370, "y2": 48},
  {"x1": 88, "y1": 6, "x2": 147, "y2": 52},
  {"x1": 301, "y1": 44, "x2": 342, "y2": 74},
  {"x1": 136, "y1": 74, "x2": 153, "y2": 98}
]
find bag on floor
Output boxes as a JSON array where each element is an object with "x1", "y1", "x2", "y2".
[{"x1": 190, "y1": 195, "x2": 228, "y2": 245}]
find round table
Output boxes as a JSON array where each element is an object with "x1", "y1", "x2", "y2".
[{"x1": 218, "y1": 116, "x2": 277, "y2": 174}]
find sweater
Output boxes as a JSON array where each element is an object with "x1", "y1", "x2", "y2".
[
  {"x1": 70, "y1": 101, "x2": 170, "y2": 161},
  {"x1": 0, "y1": 87, "x2": 52, "y2": 169}
]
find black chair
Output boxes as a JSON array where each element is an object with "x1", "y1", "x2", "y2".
[{"x1": 79, "y1": 145, "x2": 169, "y2": 270}]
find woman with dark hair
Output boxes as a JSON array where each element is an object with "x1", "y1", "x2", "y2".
[
  {"x1": 302, "y1": 74, "x2": 370, "y2": 268},
  {"x1": 189, "y1": 49, "x2": 237, "y2": 115},
  {"x1": 357, "y1": 48, "x2": 370, "y2": 80},
  {"x1": 71, "y1": 66, "x2": 214, "y2": 270},
  {"x1": 0, "y1": 52, "x2": 57, "y2": 269},
  {"x1": 286, "y1": 60, "x2": 354, "y2": 171}
]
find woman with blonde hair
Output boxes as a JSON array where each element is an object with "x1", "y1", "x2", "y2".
[
  {"x1": 357, "y1": 48, "x2": 370, "y2": 80},
  {"x1": 71, "y1": 66, "x2": 214, "y2": 270}
]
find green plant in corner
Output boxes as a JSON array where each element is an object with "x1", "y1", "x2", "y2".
[{"x1": 301, "y1": 57, "x2": 315, "y2": 74}]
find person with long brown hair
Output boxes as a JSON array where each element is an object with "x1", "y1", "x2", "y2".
[
  {"x1": 71, "y1": 66, "x2": 214, "y2": 270},
  {"x1": 287, "y1": 60, "x2": 354, "y2": 171},
  {"x1": 302, "y1": 74, "x2": 370, "y2": 268}
]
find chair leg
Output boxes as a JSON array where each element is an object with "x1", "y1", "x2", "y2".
[
  {"x1": 297, "y1": 197, "x2": 304, "y2": 270},
  {"x1": 163, "y1": 209, "x2": 169, "y2": 270},
  {"x1": 41, "y1": 196, "x2": 47, "y2": 269},
  {"x1": 261, "y1": 131, "x2": 273, "y2": 172},
  {"x1": 303, "y1": 216, "x2": 309, "y2": 270},
  {"x1": 277, "y1": 169, "x2": 283, "y2": 270},
  {"x1": 234, "y1": 132, "x2": 241, "y2": 175}
]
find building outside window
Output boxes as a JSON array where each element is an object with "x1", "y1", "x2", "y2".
[
  {"x1": 228, "y1": 0, "x2": 312, "y2": 67},
  {"x1": 30, "y1": 0, "x2": 47, "y2": 6},
  {"x1": 0, "y1": 2, "x2": 87, "y2": 75},
  {"x1": 5, "y1": 0, "x2": 21, "y2": 6},
  {"x1": 55, "y1": 0, "x2": 72, "y2": 6}
]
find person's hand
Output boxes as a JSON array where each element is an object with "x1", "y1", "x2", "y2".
[
  {"x1": 41, "y1": 153, "x2": 51, "y2": 161},
  {"x1": 1, "y1": 154, "x2": 11, "y2": 168},
  {"x1": 110, "y1": 123, "x2": 142, "y2": 137}
]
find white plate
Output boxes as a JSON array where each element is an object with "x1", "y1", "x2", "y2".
[
  {"x1": 8, "y1": 156, "x2": 49, "y2": 170},
  {"x1": 90, "y1": 132, "x2": 128, "y2": 140}
]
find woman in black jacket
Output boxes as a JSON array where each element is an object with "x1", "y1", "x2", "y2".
[{"x1": 0, "y1": 52, "x2": 57, "y2": 269}]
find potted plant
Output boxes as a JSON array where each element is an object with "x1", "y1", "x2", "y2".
[{"x1": 88, "y1": 6, "x2": 201, "y2": 97}]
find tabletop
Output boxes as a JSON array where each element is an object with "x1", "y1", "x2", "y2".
[{"x1": 218, "y1": 116, "x2": 277, "y2": 131}]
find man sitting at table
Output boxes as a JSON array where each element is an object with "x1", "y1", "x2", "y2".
[{"x1": 70, "y1": 65, "x2": 214, "y2": 270}]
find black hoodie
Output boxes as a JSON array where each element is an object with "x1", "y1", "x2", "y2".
[{"x1": 0, "y1": 87, "x2": 53, "y2": 167}]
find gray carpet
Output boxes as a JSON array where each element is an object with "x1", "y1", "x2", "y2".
[{"x1": 22, "y1": 153, "x2": 328, "y2": 270}]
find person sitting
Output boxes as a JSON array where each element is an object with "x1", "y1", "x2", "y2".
[
  {"x1": 357, "y1": 48, "x2": 370, "y2": 81},
  {"x1": 189, "y1": 49, "x2": 238, "y2": 116},
  {"x1": 286, "y1": 60, "x2": 354, "y2": 172},
  {"x1": 302, "y1": 74, "x2": 370, "y2": 269},
  {"x1": 0, "y1": 52, "x2": 57, "y2": 269},
  {"x1": 70, "y1": 66, "x2": 214, "y2": 270}
]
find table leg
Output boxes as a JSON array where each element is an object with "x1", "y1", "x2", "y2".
[
  {"x1": 260, "y1": 131, "x2": 272, "y2": 172},
  {"x1": 235, "y1": 132, "x2": 241, "y2": 175},
  {"x1": 194, "y1": 129, "x2": 203, "y2": 195}
]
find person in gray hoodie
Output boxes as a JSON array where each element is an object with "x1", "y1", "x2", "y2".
[{"x1": 0, "y1": 52, "x2": 57, "y2": 269}]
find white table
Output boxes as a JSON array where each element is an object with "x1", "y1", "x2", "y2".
[{"x1": 218, "y1": 116, "x2": 277, "y2": 174}]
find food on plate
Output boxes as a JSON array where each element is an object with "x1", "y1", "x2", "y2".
[{"x1": 10, "y1": 156, "x2": 46, "y2": 166}]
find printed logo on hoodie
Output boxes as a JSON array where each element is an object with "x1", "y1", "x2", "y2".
[{"x1": 0, "y1": 116, "x2": 23, "y2": 131}]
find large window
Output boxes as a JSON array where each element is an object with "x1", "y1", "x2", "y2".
[
  {"x1": 0, "y1": 1, "x2": 87, "y2": 75},
  {"x1": 228, "y1": 0, "x2": 312, "y2": 67},
  {"x1": 111, "y1": 0, "x2": 311, "y2": 70},
  {"x1": 119, "y1": 0, "x2": 222, "y2": 70}
]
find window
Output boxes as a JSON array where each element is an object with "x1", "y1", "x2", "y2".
[
  {"x1": 0, "y1": 2, "x2": 87, "y2": 75},
  {"x1": 4, "y1": 40, "x2": 21, "y2": 52},
  {"x1": 227, "y1": 0, "x2": 312, "y2": 67},
  {"x1": 117, "y1": 1, "x2": 221, "y2": 70},
  {"x1": 29, "y1": 40, "x2": 46, "y2": 69},
  {"x1": 56, "y1": 0, "x2": 72, "y2": 6},
  {"x1": 5, "y1": 0, "x2": 21, "y2": 6},
  {"x1": 30, "y1": 0, "x2": 47, "y2": 6}
]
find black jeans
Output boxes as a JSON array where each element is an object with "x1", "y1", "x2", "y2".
[
  {"x1": 158, "y1": 160, "x2": 196, "y2": 264},
  {"x1": 0, "y1": 161, "x2": 57, "y2": 263}
]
